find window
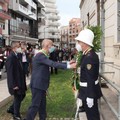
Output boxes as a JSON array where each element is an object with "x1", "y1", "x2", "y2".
[
  {"x1": 3, "y1": 24, "x2": 5, "y2": 30},
  {"x1": 87, "y1": 13, "x2": 90, "y2": 26}
]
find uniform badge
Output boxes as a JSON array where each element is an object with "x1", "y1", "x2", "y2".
[{"x1": 87, "y1": 64, "x2": 92, "y2": 70}]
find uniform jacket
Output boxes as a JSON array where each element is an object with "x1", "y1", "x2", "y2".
[
  {"x1": 78, "y1": 49, "x2": 102, "y2": 100},
  {"x1": 30, "y1": 52, "x2": 67, "y2": 91},
  {"x1": 6, "y1": 51, "x2": 27, "y2": 95}
]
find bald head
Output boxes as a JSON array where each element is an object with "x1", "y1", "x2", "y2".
[{"x1": 42, "y1": 39, "x2": 53, "y2": 48}]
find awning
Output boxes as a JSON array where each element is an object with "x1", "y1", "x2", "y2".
[{"x1": 10, "y1": 35, "x2": 38, "y2": 43}]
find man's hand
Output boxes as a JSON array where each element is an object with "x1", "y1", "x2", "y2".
[
  {"x1": 86, "y1": 97, "x2": 94, "y2": 108},
  {"x1": 69, "y1": 59, "x2": 76, "y2": 64},
  {"x1": 70, "y1": 62, "x2": 77, "y2": 69},
  {"x1": 13, "y1": 86, "x2": 19, "y2": 90}
]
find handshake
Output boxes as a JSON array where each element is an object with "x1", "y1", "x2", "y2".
[{"x1": 68, "y1": 60, "x2": 77, "y2": 69}]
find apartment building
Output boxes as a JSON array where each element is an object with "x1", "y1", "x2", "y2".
[
  {"x1": 80, "y1": 0, "x2": 120, "y2": 86},
  {"x1": 69, "y1": 18, "x2": 81, "y2": 47},
  {"x1": 8, "y1": 0, "x2": 41, "y2": 44},
  {"x1": 38, "y1": 0, "x2": 60, "y2": 46},
  {"x1": 0, "y1": 0, "x2": 11, "y2": 46}
]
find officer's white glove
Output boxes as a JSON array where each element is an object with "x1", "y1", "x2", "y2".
[{"x1": 86, "y1": 97, "x2": 94, "y2": 108}]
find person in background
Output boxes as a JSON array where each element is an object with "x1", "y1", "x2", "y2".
[
  {"x1": 75, "y1": 29, "x2": 103, "y2": 120},
  {"x1": 49, "y1": 46, "x2": 59, "y2": 74},
  {"x1": 25, "y1": 39, "x2": 77, "y2": 120},
  {"x1": 6, "y1": 41, "x2": 27, "y2": 120},
  {"x1": 58, "y1": 48, "x2": 63, "y2": 62},
  {"x1": 34, "y1": 44, "x2": 39, "y2": 56},
  {"x1": 0, "y1": 47, "x2": 4, "y2": 79},
  {"x1": 20, "y1": 43, "x2": 30, "y2": 77}
]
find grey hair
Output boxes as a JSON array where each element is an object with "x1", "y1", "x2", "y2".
[
  {"x1": 42, "y1": 39, "x2": 53, "y2": 48},
  {"x1": 11, "y1": 41, "x2": 20, "y2": 49}
]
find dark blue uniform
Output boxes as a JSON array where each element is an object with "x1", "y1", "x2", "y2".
[
  {"x1": 78, "y1": 49, "x2": 102, "y2": 120},
  {"x1": 26, "y1": 52, "x2": 67, "y2": 120}
]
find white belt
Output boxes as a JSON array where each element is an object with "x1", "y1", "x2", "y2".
[{"x1": 79, "y1": 80, "x2": 99, "y2": 87}]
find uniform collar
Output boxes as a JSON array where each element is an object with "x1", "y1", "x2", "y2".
[{"x1": 83, "y1": 48, "x2": 92, "y2": 55}]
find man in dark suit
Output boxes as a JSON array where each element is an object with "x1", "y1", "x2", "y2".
[
  {"x1": 6, "y1": 41, "x2": 27, "y2": 120},
  {"x1": 25, "y1": 39, "x2": 76, "y2": 120},
  {"x1": 75, "y1": 29, "x2": 103, "y2": 120},
  {"x1": 49, "y1": 46, "x2": 59, "y2": 74}
]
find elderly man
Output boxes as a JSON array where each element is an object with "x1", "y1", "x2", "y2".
[
  {"x1": 75, "y1": 29, "x2": 102, "y2": 120},
  {"x1": 6, "y1": 41, "x2": 27, "y2": 120},
  {"x1": 25, "y1": 39, "x2": 76, "y2": 120}
]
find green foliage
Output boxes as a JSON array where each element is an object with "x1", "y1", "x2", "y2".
[
  {"x1": 47, "y1": 70, "x2": 75, "y2": 118},
  {"x1": 0, "y1": 70, "x2": 75, "y2": 119},
  {"x1": 88, "y1": 25, "x2": 102, "y2": 52}
]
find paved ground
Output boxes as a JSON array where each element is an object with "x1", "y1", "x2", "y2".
[
  {"x1": 78, "y1": 86, "x2": 118, "y2": 120},
  {"x1": 0, "y1": 68, "x2": 30, "y2": 108}
]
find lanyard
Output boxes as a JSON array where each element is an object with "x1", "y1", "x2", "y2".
[{"x1": 39, "y1": 49, "x2": 49, "y2": 58}]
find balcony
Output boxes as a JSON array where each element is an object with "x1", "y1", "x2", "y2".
[
  {"x1": 0, "y1": 10, "x2": 11, "y2": 20},
  {"x1": 4, "y1": 0, "x2": 9, "y2": 3},
  {"x1": 38, "y1": 9, "x2": 45, "y2": 18},
  {"x1": 46, "y1": 21, "x2": 60, "y2": 27},
  {"x1": 38, "y1": 27, "x2": 59, "y2": 33},
  {"x1": 14, "y1": 4, "x2": 37, "y2": 20},
  {"x1": 34, "y1": 0, "x2": 45, "y2": 8},
  {"x1": 45, "y1": 0, "x2": 55, "y2": 3},
  {"x1": 47, "y1": 27, "x2": 59, "y2": 33},
  {"x1": 45, "y1": 3, "x2": 56, "y2": 9},
  {"x1": 24, "y1": 0, "x2": 37, "y2": 9},
  {"x1": 45, "y1": 8, "x2": 59, "y2": 13},
  {"x1": 0, "y1": 0, "x2": 9, "y2": 3},
  {"x1": 47, "y1": 14, "x2": 60, "y2": 20}
]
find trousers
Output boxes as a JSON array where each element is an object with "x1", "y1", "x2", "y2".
[{"x1": 26, "y1": 88, "x2": 46, "y2": 120}]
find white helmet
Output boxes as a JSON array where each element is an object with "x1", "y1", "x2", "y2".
[{"x1": 75, "y1": 29, "x2": 94, "y2": 47}]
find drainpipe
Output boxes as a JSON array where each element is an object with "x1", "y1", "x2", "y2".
[{"x1": 100, "y1": 0, "x2": 105, "y2": 72}]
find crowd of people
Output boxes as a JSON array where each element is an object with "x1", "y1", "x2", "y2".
[
  {"x1": 4, "y1": 29, "x2": 103, "y2": 120},
  {"x1": 0, "y1": 43, "x2": 77, "y2": 78}
]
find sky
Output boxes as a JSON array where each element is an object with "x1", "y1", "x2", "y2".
[{"x1": 56, "y1": 0, "x2": 80, "y2": 26}]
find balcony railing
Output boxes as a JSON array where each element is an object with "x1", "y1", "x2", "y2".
[
  {"x1": 46, "y1": 21, "x2": 60, "y2": 27},
  {"x1": 0, "y1": 10, "x2": 11, "y2": 20},
  {"x1": 45, "y1": 0, "x2": 55, "y2": 3},
  {"x1": 15, "y1": 4, "x2": 37, "y2": 20},
  {"x1": 37, "y1": 0, "x2": 45, "y2": 8},
  {"x1": 45, "y1": 3, "x2": 56, "y2": 9},
  {"x1": 0, "y1": 0, "x2": 9, "y2": 3},
  {"x1": 24, "y1": 0, "x2": 37, "y2": 9},
  {"x1": 45, "y1": 8, "x2": 59, "y2": 13},
  {"x1": 4, "y1": 0, "x2": 9, "y2": 3},
  {"x1": 47, "y1": 14, "x2": 60, "y2": 20}
]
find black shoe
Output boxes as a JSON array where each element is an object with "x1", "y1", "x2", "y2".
[
  {"x1": 7, "y1": 108, "x2": 14, "y2": 115},
  {"x1": 13, "y1": 116, "x2": 22, "y2": 120},
  {"x1": 78, "y1": 106, "x2": 85, "y2": 112}
]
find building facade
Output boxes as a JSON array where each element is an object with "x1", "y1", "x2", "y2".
[
  {"x1": 0, "y1": 0, "x2": 11, "y2": 46},
  {"x1": 38, "y1": 0, "x2": 60, "y2": 46},
  {"x1": 60, "y1": 26, "x2": 69, "y2": 48},
  {"x1": 80, "y1": 0, "x2": 120, "y2": 86},
  {"x1": 69, "y1": 18, "x2": 81, "y2": 47},
  {"x1": 9, "y1": 0, "x2": 42, "y2": 44}
]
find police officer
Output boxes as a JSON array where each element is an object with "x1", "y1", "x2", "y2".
[
  {"x1": 75, "y1": 29, "x2": 103, "y2": 120},
  {"x1": 25, "y1": 39, "x2": 76, "y2": 120}
]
